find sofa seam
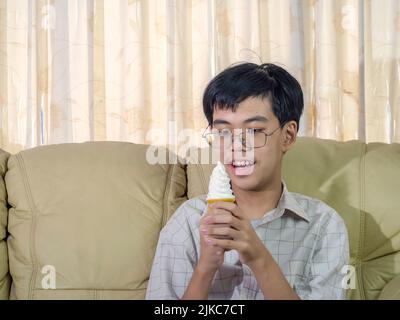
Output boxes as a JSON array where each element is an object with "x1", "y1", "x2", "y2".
[
  {"x1": 161, "y1": 162, "x2": 173, "y2": 229},
  {"x1": 15, "y1": 154, "x2": 38, "y2": 300},
  {"x1": 33, "y1": 287, "x2": 147, "y2": 291},
  {"x1": 0, "y1": 155, "x2": 11, "y2": 299},
  {"x1": 198, "y1": 164, "x2": 208, "y2": 196},
  {"x1": 357, "y1": 143, "x2": 367, "y2": 299}
]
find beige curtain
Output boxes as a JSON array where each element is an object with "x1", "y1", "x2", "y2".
[{"x1": 0, "y1": 0, "x2": 399, "y2": 154}]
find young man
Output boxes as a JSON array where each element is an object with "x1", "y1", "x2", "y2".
[{"x1": 146, "y1": 63, "x2": 349, "y2": 300}]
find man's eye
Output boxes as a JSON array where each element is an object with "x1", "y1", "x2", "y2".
[
  {"x1": 246, "y1": 128, "x2": 263, "y2": 134},
  {"x1": 218, "y1": 129, "x2": 232, "y2": 136}
]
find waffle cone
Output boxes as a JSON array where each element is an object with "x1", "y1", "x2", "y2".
[{"x1": 207, "y1": 198, "x2": 235, "y2": 208}]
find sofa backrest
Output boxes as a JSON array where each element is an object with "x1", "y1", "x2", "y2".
[
  {"x1": 5, "y1": 142, "x2": 186, "y2": 299},
  {"x1": 186, "y1": 137, "x2": 400, "y2": 300},
  {"x1": 0, "y1": 149, "x2": 11, "y2": 299}
]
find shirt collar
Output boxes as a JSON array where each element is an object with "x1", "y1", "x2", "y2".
[
  {"x1": 277, "y1": 181, "x2": 310, "y2": 222},
  {"x1": 253, "y1": 181, "x2": 310, "y2": 226}
]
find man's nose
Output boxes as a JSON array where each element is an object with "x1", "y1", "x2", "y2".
[{"x1": 231, "y1": 136, "x2": 248, "y2": 158}]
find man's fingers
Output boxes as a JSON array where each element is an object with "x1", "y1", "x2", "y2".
[
  {"x1": 209, "y1": 238, "x2": 242, "y2": 251},
  {"x1": 202, "y1": 226, "x2": 240, "y2": 239},
  {"x1": 200, "y1": 207, "x2": 229, "y2": 224},
  {"x1": 203, "y1": 212, "x2": 241, "y2": 230},
  {"x1": 210, "y1": 202, "x2": 243, "y2": 219},
  {"x1": 211, "y1": 235, "x2": 233, "y2": 240},
  {"x1": 210, "y1": 201, "x2": 236, "y2": 212},
  {"x1": 207, "y1": 207, "x2": 234, "y2": 217}
]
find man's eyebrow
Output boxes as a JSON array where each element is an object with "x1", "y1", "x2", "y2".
[
  {"x1": 243, "y1": 116, "x2": 269, "y2": 123},
  {"x1": 212, "y1": 119, "x2": 231, "y2": 125}
]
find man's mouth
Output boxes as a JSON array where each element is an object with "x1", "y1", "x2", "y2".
[
  {"x1": 228, "y1": 160, "x2": 256, "y2": 176},
  {"x1": 232, "y1": 160, "x2": 254, "y2": 167}
]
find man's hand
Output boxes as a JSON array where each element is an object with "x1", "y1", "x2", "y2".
[
  {"x1": 202, "y1": 202, "x2": 269, "y2": 269},
  {"x1": 197, "y1": 211, "x2": 225, "y2": 274}
]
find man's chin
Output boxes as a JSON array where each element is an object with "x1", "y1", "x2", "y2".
[{"x1": 230, "y1": 175, "x2": 260, "y2": 191}]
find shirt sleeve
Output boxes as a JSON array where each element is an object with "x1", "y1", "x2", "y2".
[
  {"x1": 296, "y1": 210, "x2": 350, "y2": 300},
  {"x1": 145, "y1": 204, "x2": 198, "y2": 300}
]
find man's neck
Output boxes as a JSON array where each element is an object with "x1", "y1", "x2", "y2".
[{"x1": 232, "y1": 179, "x2": 283, "y2": 220}]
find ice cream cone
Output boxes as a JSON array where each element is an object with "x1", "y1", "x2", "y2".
[
  {"x1": 206, "y1": 161, "x2": 235, "y2": 207},
  {"x1": 206, "y1": 162, "x2": 235, "y2": 241}
]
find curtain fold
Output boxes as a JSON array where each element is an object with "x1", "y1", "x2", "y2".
[{"x1": 0, "y1": 0, "x2": 399, "y2": 154}]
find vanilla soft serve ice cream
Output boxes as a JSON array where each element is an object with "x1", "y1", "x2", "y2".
[{"x1": 206, "y1": 161, "x2": 235, "y2": 203}]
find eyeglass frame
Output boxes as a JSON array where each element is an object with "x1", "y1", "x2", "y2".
[{"x1": 202, "y1": 122, "x2": 287, "y2": 150}]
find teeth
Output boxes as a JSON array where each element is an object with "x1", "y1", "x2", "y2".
[{"x1": 233, "y1": 160, "x2": 254, "y2": 167}]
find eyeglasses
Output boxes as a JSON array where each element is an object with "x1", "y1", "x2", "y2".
[{"x1": 202, "y1": 124, "x2": 284, "y2": 151}]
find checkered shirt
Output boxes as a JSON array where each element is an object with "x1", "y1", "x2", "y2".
[{"x1": 146, "y1": 181, "x2": 349, "y2": 300}]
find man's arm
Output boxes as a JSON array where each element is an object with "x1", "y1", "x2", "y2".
[
  {"x1": 250, "y1": 209, "x2": 349, "y2": 300},
  {"x1": 204, "y1": 202, "x2": 350, "y2": 300},
  {"x1": 295, "y1": 210, "x2": 349, "y2": 300},
  {"x1": 182, "y1": 214, "x2": 225, "y2": 299},
  {"x1": 146, "y1": 204, "x2": 199, "y2": 300},
  {"x1": 246, "y1": 250, "x2": 300, "y2": 300},
  {"x1": 181, "y1": 266, "x2": 215, "y2": 300}
]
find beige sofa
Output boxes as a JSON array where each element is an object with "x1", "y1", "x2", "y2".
[{"x1": 0, "y1": 138, "x2": 399, "y2": 300}]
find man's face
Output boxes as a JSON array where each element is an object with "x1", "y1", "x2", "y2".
[{"x1": 211, "y1": 96, "x2": 292, "y2": 192}]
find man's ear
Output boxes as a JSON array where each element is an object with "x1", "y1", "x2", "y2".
[{"x1": 281, "y1": 121, "x2": 297, "y2": 154}]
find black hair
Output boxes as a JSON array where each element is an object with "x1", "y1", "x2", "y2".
[{"x1": 202, "y1": 62, "x2": 304, "y2": 131}]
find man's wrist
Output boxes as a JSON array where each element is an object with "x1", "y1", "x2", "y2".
[
  {"x1": 196, "y1": 262, "x2": 218, "y2": 279},
  {"x1": 246, "y1": 251, "x2": 272, "y2": 275},
  {"x1": 245, "y1": 250, "x2": 300, "y2": 300},
  {"x1": 182, "y1": 264, "x2": 216, "y2": 300}
]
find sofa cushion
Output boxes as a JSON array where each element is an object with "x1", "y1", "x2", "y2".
[
  {"x1": 5, "y1": 142, "x2": 186, "y2": 299},
  {"x1": 186, "y1": 137, "x2": 400, "y2": 300},
  {"x1": 0, "y1": 149, "x2": 11, "y2": 299},
  {"x1": 378, "y1": 274, "x2": 400, "y2": 299},
  {"x1": 362, "y1": 143, "x2": 400, "y2": 299}
]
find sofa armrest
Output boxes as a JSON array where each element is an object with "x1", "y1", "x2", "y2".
[
  {"x1": 0, "y1": 271, "x2": 11, "y2": 300},
  {"x1": 0, "y1": 149, "x2": 10, "y2": 300},
  {"x1": 378, "y1": 275, "x2": 400, "y2": 300}
]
